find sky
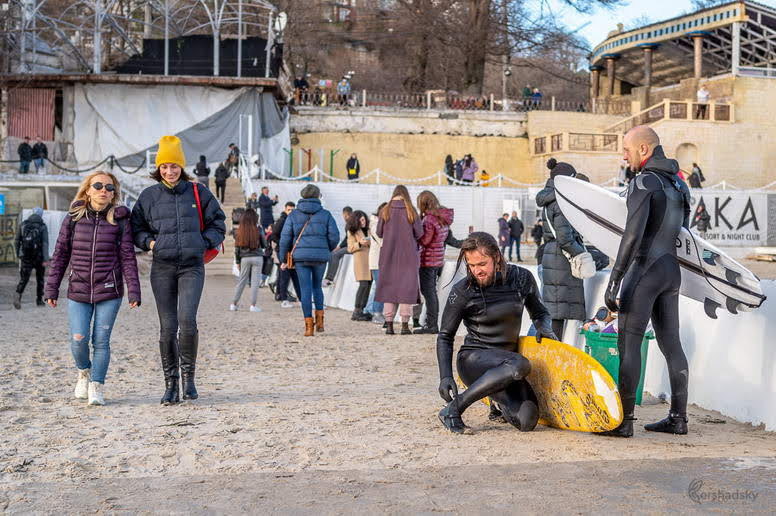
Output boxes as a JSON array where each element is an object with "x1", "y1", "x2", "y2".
[{"x1": 551, "y1": 0, "x2": 776, "y2": 49}]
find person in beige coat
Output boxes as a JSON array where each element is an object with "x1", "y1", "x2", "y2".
[
  {"x1": 346, "y1": 210, "x2": 372, "y2": 321},
  {"x1": 367, "y1": 203, "x2": 387, "y2": 325}
]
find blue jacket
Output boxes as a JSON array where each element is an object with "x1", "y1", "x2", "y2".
[
  {"x1": 131, "y1": 181, "x2": 226, "y2": 266},
  {"x1": 278, "y1": 198, "x2": 339, "y2": 264}
]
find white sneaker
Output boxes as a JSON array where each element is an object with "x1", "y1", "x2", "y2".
[
  {"x1": 229, "y1": 304, "x2": 238, "y2": 311},
  {"x1": 280, "y1": 300, "x2": 295, "y2": 308},
  {"x1": 74, "y1": 369, "x2": 90, "y2": 399},
  {"x1": 250, "y1": 305, "x2": 263, "y2": 312},
  {"x1": 88, "y1": 382, "x2": 105, "y2": 406}
]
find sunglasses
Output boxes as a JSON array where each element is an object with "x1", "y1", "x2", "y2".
[{"x1": 91, "y1": 182, "x2": 115, "y2": 192}]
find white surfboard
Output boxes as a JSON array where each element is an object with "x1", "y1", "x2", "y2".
[{"x1": 553, "y1": 176, "x2": 766, "y2": 319}]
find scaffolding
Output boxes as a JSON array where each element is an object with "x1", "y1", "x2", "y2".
[{"x1": 1, "y1": 0, "x2": 281, "y2": 77}]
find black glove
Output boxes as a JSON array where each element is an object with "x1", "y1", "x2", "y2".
[
  {"x1": 438, "y1": 376, "x2": 459, "y2": 403},
  {"x1": 605, "y1": 271, "x2": 623, "y2": 313},
  {"x1": 533, "y1": 318, "x2": 558, "y2": 343}
]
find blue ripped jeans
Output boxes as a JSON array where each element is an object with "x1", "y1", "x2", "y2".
[{"x1": 68, "y1": 297, "x2": 122, "y2": 384}]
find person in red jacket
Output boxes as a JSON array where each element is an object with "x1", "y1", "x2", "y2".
[
  {"x1": 45, "y1": 171, "x2": 141, "y2": 406},
  {"x1": 415, "y1": 190, "x2": 454, "y2": 334}
]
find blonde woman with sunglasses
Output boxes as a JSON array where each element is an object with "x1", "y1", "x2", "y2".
[{"x1": 44, "y1": 171, "x2": 141, "y2": 406}]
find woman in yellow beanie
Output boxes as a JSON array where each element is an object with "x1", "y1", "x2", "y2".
[{"x1": 130, "y1": 135, "x2": 226, "y2": 405}]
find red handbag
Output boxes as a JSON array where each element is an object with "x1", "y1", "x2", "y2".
[{"x1": 192, "y1": 182, "x2": 224, "y2": 264}]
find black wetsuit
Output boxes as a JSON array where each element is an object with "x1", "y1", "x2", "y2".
[
  {"x1": 436, "y1": 264, "x2": 555, "y2": 431},
  {"x1": 606, "y1": 145, "x2": 691, "y2": 420}
]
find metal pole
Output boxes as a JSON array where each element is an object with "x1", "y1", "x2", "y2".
[
  {"x1": 94, "y1": 0, "x2": 102, "y2": 73},
  {"x1": 164, "y1": 0, "x2": 169, "y2": 75},
  {"x1": 237, "y1": 0, "x2": 242, "y2": 77},
  {"x1": 247, "y1": 114, "x2": 253, "y2": 164},
  {"x1": 264, "y1": 12, "x2": 273, "y2": 78},
  {"x1": 213, "y1": 0, "x2": 220, "y2": 77}
]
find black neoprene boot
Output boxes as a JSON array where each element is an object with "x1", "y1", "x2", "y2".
[
  {"x1": 600, "y1": 415, "x2": 635, "y2": 438},
  {"x1": 645, "y1": 412, "x2": 688, "y2": 434},
  {"x1": 160, "y1": 337, "x2": 180, "y2": 405},
  {"x1": 179, "y1": 332, "x2": 199, "y2": 400},
  {"x1": 488, "y1": 401, "x2": 506, "y2": 423},
  {"x1": 439, "y1": 399, "x2": 466, "y2": 434}
]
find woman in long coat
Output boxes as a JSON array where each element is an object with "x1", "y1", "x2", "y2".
[
  {"x1": 535, "y1": 158, "x2": 586, "y2": 340},
  {"x1": 375, "y1": 185, "x2": 423, "y2": 335}
]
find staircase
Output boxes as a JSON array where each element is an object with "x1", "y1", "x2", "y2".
[{"x1": 207, "y1": 179, "x2": 245, "y2": 276}]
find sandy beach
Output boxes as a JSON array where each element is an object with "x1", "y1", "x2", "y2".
[{"x1": 1, "y1": 266, "x2": 775, "y2": 513}]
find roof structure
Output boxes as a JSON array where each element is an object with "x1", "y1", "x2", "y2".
[
  {"x1": 589, "y1": 1, "x2": 776, "y2": 88},
  {"x1": 3, "y1": 0, "x2": 280, "y2": 77}
]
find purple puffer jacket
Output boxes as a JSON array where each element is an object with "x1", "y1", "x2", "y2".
[{"x1": 45, "y1": 203, "x2": 141, "y2": 305}]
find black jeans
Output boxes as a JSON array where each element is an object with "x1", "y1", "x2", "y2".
[
  {"x1": 215, "y1": 181, "x2": 226, "y2": 203},
  {"x1": 355, "y1": 280, "x2": 372, "y2": 311},
  {"x1": 150, "y1": 261, "x2": 205, "y2": 342},
  {"x1": 16, "y1": 259, "x2": 45, "y2": 300},
  {"x1": 324, "y1": 247, "x2": 349, "y2": 282},
  {"x1": 277, "y1": 267, "x2": 301, "y2": 301},
  {"x1": 419, "y1": 266, "x2": 441, "y2": 329}
]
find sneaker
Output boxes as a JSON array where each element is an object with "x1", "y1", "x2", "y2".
[
  {"x1": 75, "y1": 369, "x2": 90, "y2": 399},
  {"x1": 281, "y1": 300, "x2": 295, "y2": 308},
  {"x1": 250, "y1": 305, "x2": 263, "y2": 313},
  {"x1": 229, "y1": 304, "x2": 238, "y2": 311},
  {"x1": 88, "y1": 382, "x2": 105, "y2": 406}
]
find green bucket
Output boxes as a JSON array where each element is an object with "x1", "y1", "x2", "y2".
[{"x1": 583, "y1": 329, "x2": 653, "y2": 406}]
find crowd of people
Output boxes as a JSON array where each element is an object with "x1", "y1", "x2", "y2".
[
  {"x1": 16, "y1": 136, "x2": 49, "y2": 174},
  {"x1": 11, "y1": 127, "x2": 692, "y2": 444}
]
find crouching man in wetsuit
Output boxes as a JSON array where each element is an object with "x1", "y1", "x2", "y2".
[
  {"x1": 602, "y1": 126, "x2": 691, "y2": 438},
  {"x1": 436, "y1": 232, "x2": 557, "y2": 433}
]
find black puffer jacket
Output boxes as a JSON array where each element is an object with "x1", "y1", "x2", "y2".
[
  {"x1": 131, "y1": 181, "x2": 226, "y2": 266},
  {"x1": 535, "y1": 178, "x2": 586, "y2": 320}
]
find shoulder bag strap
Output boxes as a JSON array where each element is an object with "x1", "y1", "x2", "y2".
[
  {"x1": 290, "y1": 216, "x2": 312, "y2": 256},
  {"x1": 192, "y1": 182, "x2": 205, "y2": 231}
]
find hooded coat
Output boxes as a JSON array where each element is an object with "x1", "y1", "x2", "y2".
[
  {"x1": 278, "y1": 197, "x2": 339, "y2": 264},
  {"x1": 418, "y1": 208, "x2": 453, "y2": 268},
  {"x1": 45, "y1": 204, "x2": 141, "y2": 305},
  {"x1": 535, "y1": 178, "x2": 586, "y2": 320}
]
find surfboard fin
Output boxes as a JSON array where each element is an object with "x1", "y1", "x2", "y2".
[
  {"x1": 702, "y1": 250, "x2": 720, "y2": 267},
  {"x1": 724, "y1": 267, "x2": 742, "y2": 285},
  {"x1": 725, "y1": 297, "x2": 739, "y2": 315},
  {"x1": 704, "y1": 298, "x2": 721, "y2": 319}
]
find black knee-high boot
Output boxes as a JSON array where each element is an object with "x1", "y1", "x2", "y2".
[
  {"x1": 179, "y1": 332, "x2": 199, "y2": 400},
  {"x1": 160, "y1": 336, "x2": 180, "y2": 405}
]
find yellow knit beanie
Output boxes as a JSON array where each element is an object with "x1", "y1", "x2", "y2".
[{"x1": 155, "y1": 135, "x2": 186, "y2": 169}]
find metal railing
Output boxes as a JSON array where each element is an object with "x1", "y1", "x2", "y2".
[
  {"x1": 604, "y1": 99, "x2": 734, "y2": 134},
  {"x1": 293, "y1": 88, "x2": 594, "y2": 114}
]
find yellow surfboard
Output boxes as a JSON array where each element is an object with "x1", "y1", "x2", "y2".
[
  {"x1": 456, "y1": 337, "x2": 623, "y2": 432},
  {"x1": 519, "y1": 336, "x2": 622, "y2": 432}
]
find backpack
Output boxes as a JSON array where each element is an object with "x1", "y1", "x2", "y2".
[{"x1": 21, "y1": 223, "x2": 43, "y2": 259}]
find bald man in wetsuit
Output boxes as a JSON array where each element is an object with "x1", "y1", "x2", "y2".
[
  {"x1": 601, "y1": 126, "x2": 691, "y2": 438},
  {"x1": 436, "y1": 232, "x2": 556, "y2": 433}
]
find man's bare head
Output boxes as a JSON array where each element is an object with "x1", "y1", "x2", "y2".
[{"x1": 623, "y1": 125, "x2": 660, "y2": 172}]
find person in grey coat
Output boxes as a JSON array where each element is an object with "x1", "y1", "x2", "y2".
[
  {"x1": 375, "y1": 185, "x2": 424, "y2": 335},
  {"x1": 535, "y1": 158, "x2": 586, "y2": 340}
]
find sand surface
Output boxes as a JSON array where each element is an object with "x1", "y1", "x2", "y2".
[{"x1": 1, "y1": 268, "x2": 775, "y2": 512}]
